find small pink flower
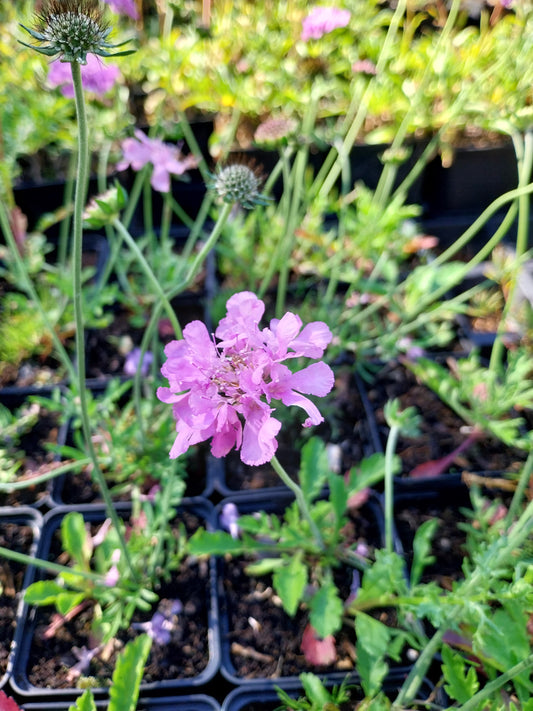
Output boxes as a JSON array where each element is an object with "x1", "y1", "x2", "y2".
[
  {"x1": 103, "y1": 549, "x2": 121, "y2": 588},
  {"x1": 103, "y1": 0, "x2": 139, "y2": 19},
  {"x1": 351, "y1": 59, "x2": 377, "y2": 76},
  {"x1": 301, "y1": 6, "x2": 351, "y2": 41},
  {"x1": 157, "y1": 291, "x2": 335, "y2": 466},
  {"x1": 117, "y1": 130, "x2": 198, "y2": 193},
  {"x1": 48, "y1": 54, "x2": 120, "y2": 98}
]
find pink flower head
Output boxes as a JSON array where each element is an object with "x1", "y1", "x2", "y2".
[
  {"x1": 301, "y1": 6, "x2": 351, "y2": 41},
  {"x1": 117, "y1": 130, "x2": 198, "y2": 193},
  {"x1": 157, "y1": 291, "x2": 335, "y2": 466},
  {"x1": 103, "y1": 0, "x2": 139, "y2": 19},
  {"x1": 48, "y1": 54, "x2": 120, "y2": 98}
]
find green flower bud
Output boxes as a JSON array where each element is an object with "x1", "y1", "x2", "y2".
[
  {"x1": 83, "y1": 182, "x2": 128, "y2": 228},
  {"x1": 209, "y1": 162, "x2": 269, "y2": 210},
  {"x1": 20, "y1": 0, "x2": 135, "y2": 65}
]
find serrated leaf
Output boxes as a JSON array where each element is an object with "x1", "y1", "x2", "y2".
[
  {"x1": 108, "y1": 634, "x2": 152, "y2": 711},
  {"x1": 355, "y1": 612, "x2": 390, "y2": 697},
  {"x1": 309, "y1": 578, "x2": 344, "y2": 638},
  {"x1": 441, "y1": 644, "x2": 479, "y2": 704},
  {"x1": 68, "y1": 689, "x2": 97, "y2": 711},
  {"x1": 273, "y1": 554, "x2": 307, "y2": 617}
]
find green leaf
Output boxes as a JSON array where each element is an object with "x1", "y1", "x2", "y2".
[
  {"x1": 327, "y1": 470, "x2": 348, "y2": 530},
  {"x1": 410, "y1": 517, "x2": 438, "y2": 586},
  {"x1": 108, "y1": 634, "x2": 152, "y2": 711},
  {"x1": 355, "y1": 612, "x2": 390, "y2": 697},
  {"x1": 300, "y1": 672, "x2": 335, "y2": 707},
  {"x1": 245, "y1": 557, "x2": 285, "y2": 576},
  {"x1": 308, "y1": 578, "x2": 344, "y2": 639},
  {"x1": 24, "y1": 580, "x2": 66, "y2": 605},
  {"x1": 61, "y1": 512, "x2": 91, "y2": 568},
  {"x1": 68, "y1": 689, "x2": 97, "y2": 711},
  {"x1": 273, "y1": 553, "x2": 308, "y2": 617},
  {"x1": 187, "y1": 529, "x2": 246, "y2": 556},
  {"x1": 299, "y1": 437, "x2": 330, "y2": 504},
  {"x1": 55, "y1": 591, "x2": 86, "y2": 616},
  {"x1": 441, "y1": 644, "x2": 479, "y2": 704}
]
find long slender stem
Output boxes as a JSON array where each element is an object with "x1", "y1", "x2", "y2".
[
  {"x1": 270, "y1": 454, "x2": 325, "y2": 551},
  {"x1": 70, "y1": 62, "x2": 136, "y2": 580},
  {"x1": 384, "y1": 425, "x2": 399, "y2": 555}
]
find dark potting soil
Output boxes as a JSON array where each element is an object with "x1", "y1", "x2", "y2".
[
  {"x1": 0, "y1": 408, "x2": 61, "y2": 508},
  {"x1": 220, "y1": 506, "x2": 386, "y2": 680},
  {"x1": 364, "y1": 361, "x2": 528, "y2": 477},
  {"x1": 25, "y1": 511, "x2": 211, "y2": 689},
  {"x1": 0, "y1": 521, "x2": 35, "y2": 677}
]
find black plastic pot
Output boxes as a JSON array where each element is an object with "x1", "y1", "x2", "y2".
[
  {"x1": 10, "y1": 499, "x2": 220, "y2": 700},
  {"x1": 220, "y1": 670, "x2": 445, "y2": 710},
  {"x1": 21, "y1": 694, "x2": 221, "y2": 711},
  {"x1": 214, "y1": 489, "x2": 391, "y2": 686},
  {"x1": 0, "y1": 507, "x2": 42, "y2": 691}
]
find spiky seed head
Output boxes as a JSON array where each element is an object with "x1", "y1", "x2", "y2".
[
  {"x1": 20, "y1": 0, "x2": 135, "y2": 64},
  {"x1": 210, "y1": 162, "x2": 268, "y2": 210}
]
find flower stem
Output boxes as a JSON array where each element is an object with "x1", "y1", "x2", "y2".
[
  {"x1": 70, "y1": 62, "x2": 137, "y2": 581},
  {"x1": 384, "y1": 424, "x2": 399, "y2": 555},
  {"x1": 270, "y1": 454, "x2": 325, "y2": 551}
]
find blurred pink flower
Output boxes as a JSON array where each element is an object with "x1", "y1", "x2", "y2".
[
  {"x1": 117, "y1": 130, "x2": 198, "y2": 193},
  {"x1": 103, "y1": 0, "x2": 139, "y2": 19},
  {"x1": 300, "y1": 623, "x2": 337, "y2": 665},
  {"x1": 157, "y1": 291, "x2": 335, "y2": 466},
  {"x1": 48, "y1": 54, "x2": 120, "y2": 98},
  {"x1": 301, "y1": 6, "x2": 351, "y2": 41}
]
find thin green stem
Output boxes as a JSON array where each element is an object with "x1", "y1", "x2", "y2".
[
  {"x1": 0, "y1": 458, "x2": 90, "y2": 491},
  {"x1": 506, "y1": 451, "x2": 533, "y2": 527},
  {"x1": 0, "y1": 545, "x2": 111, "y2": 585},
  {"x1": 456, "y1": 654, "x2": 533, "y2": 711},
  {"x1": 111, "y1": 217, "x2": 182, "y2": 338},
  {"x1": 70, "y1": 62, "x2": 137, "y2": 581},
  {"x1": 270, "y1": 454, "x2": 325, "y2": 551},
  {"x1": 384, "y1": 425, "x2": 399, "y2": 555}
]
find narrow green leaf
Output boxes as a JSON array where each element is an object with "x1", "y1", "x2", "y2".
[
  {"x1": 273, "y1": 554, "x2": 307, "y2": 617},
  {"x1": 61, "y1": 512, "x2": 91, "y2": 568},
  {"x1": 410, "y1": 518, "x2": 438, "y2": 586},
  {"x1": 299, "y1": 437, "x2": 330, "y2": 504},
  {"x1": 108, "y1": 634, "x2": 152, "y2": 711},
  {"x1": 187, "y1": 529, "x2": 246, "y2": 556}
]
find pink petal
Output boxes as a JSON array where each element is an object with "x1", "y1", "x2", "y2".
[
  {"x1": 240, "y1": 407, "x2": 281, "y2": 466},
  {"x1": 300, "y1": 624, "x2": 337, "y2": 666},
  {"x1": 288, "y1": 362, "x2": 335, "y2": 397}
]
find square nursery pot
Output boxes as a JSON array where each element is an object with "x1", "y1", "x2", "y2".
[
  {"x1": 359, "y1": 358, "x2": 530, "y2": 493},
  {"x1": 21, "y1": 695, "x2": 221, "y2": 711},
  {"x1": 0, "y1": 507, "x2": 42, "y2": 691},
  {"x1": 214, "y1": 489, "x2": 408, "y2": 687},
  {"x1": 220, "y1": 670, "x2": 445, "y2": 710},
  {"x1": 0, "y1": 397, "x2": 69, "y2": 510},
  {"x1": 10, "y1": 499, "x2": 220, "y2": 700}
]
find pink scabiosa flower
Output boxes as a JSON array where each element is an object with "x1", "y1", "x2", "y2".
[
  {"x1": 117, "y1": 130, "x2": 198, "y2": 193},
  {"x1": 103, "y1": 0, "x2": 139, "y2": 20},
  {"x1": 301, "y1": 6, "x2": 351, "y2": 41},
  {"x1": 48, "y1": 53, "x2": 120, "y2": 97},
  {"x1": 157, "y1": 291, "x2": 335, "y2": 466}
]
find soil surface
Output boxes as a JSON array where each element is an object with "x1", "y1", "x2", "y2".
[
  {"x1": 219, "y1": 500, "x2": 388, "y2": 680},
  {"x1": 0, "y1": 519, "x2": 35, "y2": 679},
  {"x1": 23, "y1": 509, "x2": 212, "y2": 690},
  {"x1": 363, "y1": 360, "x2": 528, "y2": 478}
]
